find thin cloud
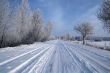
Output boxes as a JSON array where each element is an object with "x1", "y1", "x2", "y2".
[{"x1": 50, "y1": 7, "x2": 68, "y2": 35}]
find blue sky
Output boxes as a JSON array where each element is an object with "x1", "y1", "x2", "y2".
[{"x1": 23, "y1": 0, "x2": 109, "y2": 36}]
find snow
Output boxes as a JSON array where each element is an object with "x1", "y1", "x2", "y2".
[
  {"x1": 72, "y1": 40, "x2": 110, "y2": 50},
  {"x1": 84, "y1": 41, "x2": 110, "y2": 51},
  {"x1": 86, "y1": 41, "x2": 110, "y2": 48},
  {"x1": 0, "y1": 40, "x2": 110, "y2": 73}
]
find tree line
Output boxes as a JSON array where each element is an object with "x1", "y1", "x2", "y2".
[{"x1": 0, "y1": 0, "x2": 52, "y2": 48}]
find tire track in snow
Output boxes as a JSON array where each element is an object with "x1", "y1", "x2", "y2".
[
  {"x1": 0, "y1": 45, "x2": 50, "y2": 73},
  {"x1": 71, "y1": 46, "x2": 110, "y2": 73},
  {"x1": 66, "y1": 42, "x2": 110, "y2": 64},
  {"x1": 69, "y1": 42, "x2": 110, "y2": 60},
  {"x1": 63, "y1": 42, "x2": 99, "y2": 73},
  {"x1": 0, "y1": 44, "x2": 48, "y2": 66},
  {"x1": 0, "y1": 40, "x2": 110, "y2": 73},
  {"x1": 40, "y1": 46, "x2": 59, "y2": 73},
  {"x1": 60, "y1": 42, "x2": 92, "y2": 73},
  {"x1": 50, "y1": 41, "x2": 83, "y2": 73},
  {"x1": 64, "y1": 42, "x2": 110, "y2": 73},
  {"x1": 27, "y1": 45, "x2": 55, "y2": 73},
  {"x1": 8, "y1": 45, "x2": 52, "y2": 73},
  {"x1": 21, "y1": 46, "x2": 55, "y2": 73}
]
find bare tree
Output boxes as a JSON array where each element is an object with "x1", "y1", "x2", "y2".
[
  {"x1": 98, "y1": 0, "x2": 110, "y2": 32},
  {"x1": 74, "y1": 22, "x2": 93, "y2": 45}
]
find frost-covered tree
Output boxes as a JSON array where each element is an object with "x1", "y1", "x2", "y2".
[
  {"x1": 33, "y1": 10, "x2": 44, "y2": 41},
  {"x1": 6, "y1": 6, "x2": 22, "y2": 46},
  {"x1": 60, "y1": 33, "x2": 74, "y2": 41},
  {"x1": 16, "y1": 0, "x2": 32, "y2": 43},
  {"x1": 98, "y1": 0, "x2": 110, "y2": 33},
  {"x1": 40, "y1": 21, "x2": 53, "y2": 41},
  {"x1": 0, "y1": 0, "x2": 53, "y2": 48},
  {"x1": 0, "y1": 0, "x2": 6, "y2": 47},
  {"x1": 45, "y1": 21, "x2": 52, "y2": 40},
  {"x1": 0, "y1": 0, "x2": 11, "y2": 47},
  {"x1": 26, "y1": 9, "x2": 44, "y2": 43},
  {"x1": 74, "y1": 22, "x2": 93, "y2": 45},
  {"x1": 3, "y1": 0, "x2": 33, "y2": 45}
]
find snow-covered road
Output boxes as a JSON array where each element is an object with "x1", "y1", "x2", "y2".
[{"x1": 0, "y1": 40, "x2": 110, "y2": 73}]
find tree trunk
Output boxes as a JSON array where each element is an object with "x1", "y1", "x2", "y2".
[
  {"x1": 82, "y1": 36, "x2": 85, "y2": 45},
  {"x1": 0, "y1": 24, "x2": 7, "y2": 48},
  {"x1": 0, "y1": 34, "x2": 5, "y2": 48}
]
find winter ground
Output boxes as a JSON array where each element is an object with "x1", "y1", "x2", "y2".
[
  {"x1": 86, "y1": 41, "x2": 110, "y2": 49},
  {"x1": 72, "y1": 41, "x2": 110, "y2": 50},
  {"x1": 0, "y1": 40, "x2": 110, "y2": 73}
]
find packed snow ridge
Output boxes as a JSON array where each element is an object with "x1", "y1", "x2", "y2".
[{"x1": 0, "y1": 40, "x2": 110, "y2": 73}]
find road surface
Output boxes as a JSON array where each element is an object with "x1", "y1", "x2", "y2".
[{"x1": 0, "y1": 40, "x2": 110, "y2": 73}]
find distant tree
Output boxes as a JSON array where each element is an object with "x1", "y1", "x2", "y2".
[
  {"x1": 60, "y1": 33, "x2": 74, "y2": 41},
  {"x1": 74, "y1": 22, "x2": 93, "y2": 45},
  {"x1": 40, "y1": 21, "x2": 53, "y2": 41},
  {"x1": 98, "y1": 0, "x2": 110, "y2": 32},
  {"x1": 46, "y1": 21, "x2": 52, "y2": 40}
]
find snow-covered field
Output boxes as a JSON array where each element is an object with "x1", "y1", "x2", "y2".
[
  {"x1": 0, "y1": 40, "x2": 110, "y2": 73},
  {"x1": 72, "y1": 41, "x2": 110, "y2": 50},
  {"x1": 86, "y1": 41, "x2": 110, "y2": 49}
]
